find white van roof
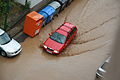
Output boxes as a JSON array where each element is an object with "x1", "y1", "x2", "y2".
[{"x1": 0, "y1": 29, "x2": 5, "y2": 35}]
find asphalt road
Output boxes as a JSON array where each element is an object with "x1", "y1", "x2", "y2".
[{"x1": 0, "y1": 0, "x2": 120, "y2": 80}]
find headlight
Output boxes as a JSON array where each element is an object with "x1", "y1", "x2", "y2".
[
  {"x1": 54, "y1": 50, "x2": 59, "y2": 53},
  {"x1": 43, "y1": 45, "x2": 47, "y2": 48}
]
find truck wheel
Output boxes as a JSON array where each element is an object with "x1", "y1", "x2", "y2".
[{"x1": 1, "y1": 51, "x2": 7, "y2": 57}]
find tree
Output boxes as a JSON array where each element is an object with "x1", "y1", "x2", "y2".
[
  {"x1": 0, "y1": 0, "x2": 16, "y2": 31},
  {"x1": 0, "y1": 0, "x2": 30, "y2": 31},
  {"x1": 24, "y1": 0, "x2": 30, "y2": 10}
]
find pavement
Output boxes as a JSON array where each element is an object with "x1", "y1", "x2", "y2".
[{"x1": 0, "y1": 0, "x2": 120, "y2": 80}]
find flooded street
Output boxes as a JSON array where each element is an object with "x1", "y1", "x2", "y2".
[{"x1": 0, "y1": 0, "x2": 120, "y2": 80}]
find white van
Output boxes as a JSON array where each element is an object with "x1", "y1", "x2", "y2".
[{"x1": 0, "y1": 29, "x2": 22, "y2": 57}]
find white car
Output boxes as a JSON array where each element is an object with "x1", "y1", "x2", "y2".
[{"x1": 0, "y1": 29, "x2": 22, "y2": 57}]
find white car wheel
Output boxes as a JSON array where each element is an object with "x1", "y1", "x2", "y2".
[{"x1": 1, "y1": 51, "x2": 7, "y2": 57}]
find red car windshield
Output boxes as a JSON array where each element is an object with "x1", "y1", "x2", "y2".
[{"x1": 50, "y1": 32, "x2": 67, "y2": 44}]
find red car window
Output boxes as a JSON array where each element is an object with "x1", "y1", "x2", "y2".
[{"x1": 69, "y1": 27, "x2": 77, "y2": 36}]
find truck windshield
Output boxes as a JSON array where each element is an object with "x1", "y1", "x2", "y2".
[
  {"x1": 0, "y1": 33, "x2": 11, "y2": 45},
  {"x1": 50, "y1": 32, "x2": 66, "y2": 44}
]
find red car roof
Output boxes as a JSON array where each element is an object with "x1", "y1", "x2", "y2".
[
  {"x1": 60, "y1": 26, "x2": 71, "y2": 32},
  {"x1": 63, "y1": 22, "x2": 75, "y2": 28},
  {"x1": 56, "y1": 29, "x2": 68, "y2": 37},
  {"x1": 55, "y1": 22, "x2": 76, "y2": 37}
]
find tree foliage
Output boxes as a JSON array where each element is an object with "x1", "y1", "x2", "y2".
[
  {"x1": 0, "y1": 0, "x2": 15, "y2": 30},
  {"x1": 0, "y1": 0, "x2": 30, "y2": 30},
  {"x1": 0, "y1": 1, "x2": 8, "y2": 15}
]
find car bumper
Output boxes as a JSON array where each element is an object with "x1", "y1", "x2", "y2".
[
  {"x1": 43, "y1": 47, "x2": 60, "y2": 54},
  {"x1": 7, "y1": 48, "x2": 22, "y2": 57},
  {"x1": 96, "y1": 68, "x2": 105, "y2": 78},
  {"x1": 96, "y1": 72, "x2": 103, "y2": 78}
]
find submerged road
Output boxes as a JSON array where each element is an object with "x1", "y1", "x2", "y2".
[{"x1": 0, "y1": 0, "x2": 120, "y2": 80}]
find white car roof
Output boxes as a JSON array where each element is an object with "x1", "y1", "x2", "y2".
[{"x1": 0, "y1": 29, "x2": 5, "y2": 35}]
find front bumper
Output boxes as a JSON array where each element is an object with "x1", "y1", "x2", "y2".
[
  {"x1": 43, "y1": 47, "x2": 60, "y2": 54},
  {"x1": 7, "y1": 48, "x2": 22, "y2": 57},
  {"x1": 96, "y1": 72, "x2": 103, "y2": 78},
  {"x1": 96, "y1": 68, "x2": 105, "y2": 78}
]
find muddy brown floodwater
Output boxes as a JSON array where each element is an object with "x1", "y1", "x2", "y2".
[{"x1": 0, "y1": 0, "x2": 120, "y2": 80}]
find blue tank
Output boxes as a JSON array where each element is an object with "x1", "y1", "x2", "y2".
[
  {"x1": 38, "y1": 11, "x2": 48, "y2": 26},
  {"x1": 38, "y1": 11, "x2": 48, "y2": 20},
  {"x1": 39, "y1": 5, "x2": 55, "y2": 26}
]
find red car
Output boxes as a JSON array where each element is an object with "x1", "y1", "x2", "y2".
[{"x1": 43, "y1": 22, "x2": 78, "y2": 54}]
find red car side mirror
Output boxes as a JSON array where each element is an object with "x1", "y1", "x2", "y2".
[
  {"x1": 49, "y1": 32, "x2": 54, "y2": 36},
  {"x1": 49, "y1": 33, "x2": 51, "y2": 36}
]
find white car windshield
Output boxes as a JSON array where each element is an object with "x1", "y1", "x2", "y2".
[{"x1": 0, "y1": 33, "x2": 11, "y2": 45}]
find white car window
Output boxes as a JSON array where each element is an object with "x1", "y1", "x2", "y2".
[{"x1": 0, "y1": 33, "x2": 11, "y2": 45}]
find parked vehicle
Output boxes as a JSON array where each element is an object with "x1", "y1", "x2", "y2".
[
  {"x1": 0, "y1": 29, "x2": 22, "y2": 57},
  {"x1": 43, "y1": 22, "x2": 77, "y2": 54},
  {"x1": 96, "y1": 57, "x2": 111, "y2": 79}
]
